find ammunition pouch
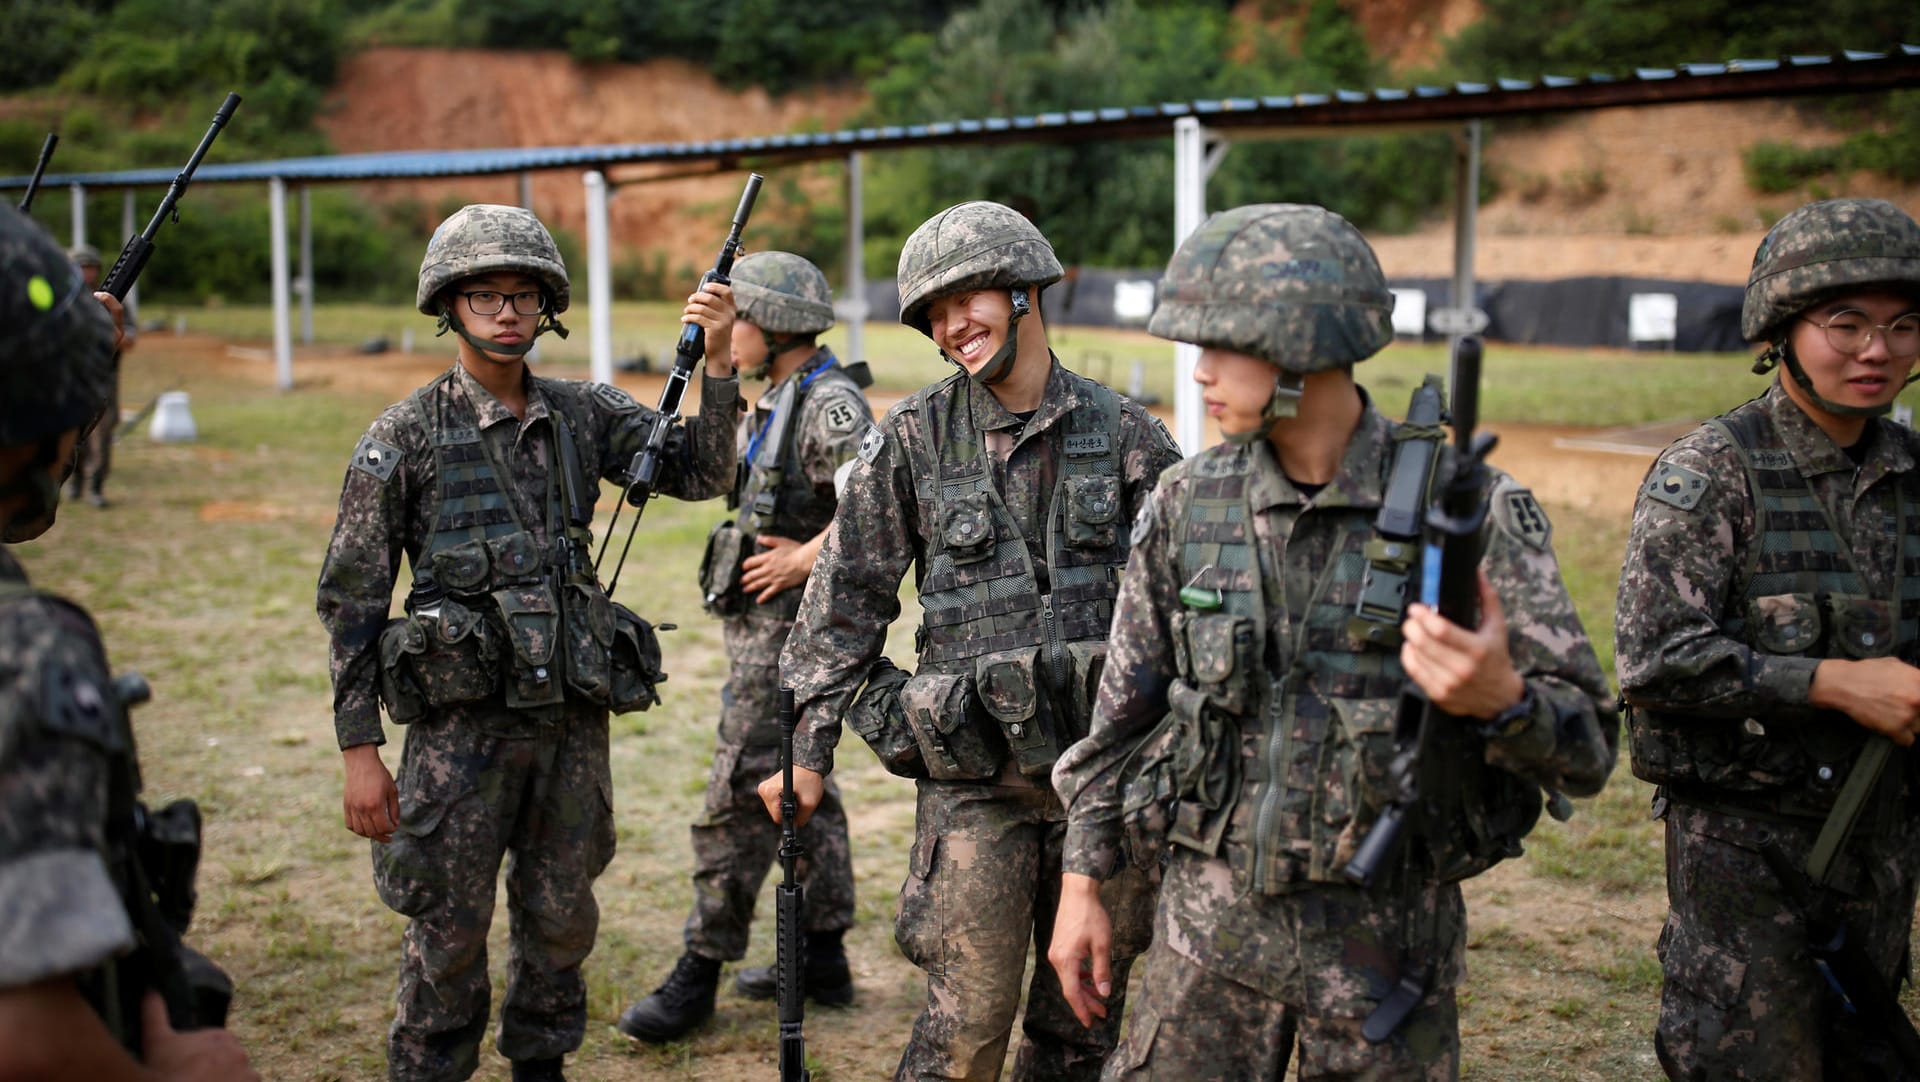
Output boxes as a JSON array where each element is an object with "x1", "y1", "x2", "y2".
[
  {"x1": 699, "y1": 520, "x2": 752, "y2": 618},
  {"x1": 1064, "y1": 640, "x2": 1108, "y2": 742},
  {"x1": 899, "y1": 670, "x2": 1004, "y2": 780},
  {"x1": 1119, "y1": 709, "x2": 1182, "y2": 885},
  {"x1": 561, "y1": 582, "x2": 614, "y2": 703},
  {"x1": 491, "y1": 584, "x2": 565, "y2": 709},
  {"x1": 1063, "y1": 475, "x2": 1122, "y2": 549},
  {"x1": 976, "y1": 646, "x2": 1058, "y2": 776},
  {"x1": 122, "y1": 799, "x2": 233, "y2": 1036},
  {"x1": 846, "y1": 657, "x2": 924, "y2": 778},
  {"x1": 938, "y1": 492, "x2": 997, "y2": 565},
  {"x1": 1164, "y1": 680, "x2": 1240, "y2": 856},
  {"x1": 376, "y1": 598, "x2": 496, "y2": 723},
  {"x1": 608, "y1": 601, "x2": 665, "y2": 714},
  {"x1": 1173, "y1": 611, "x2": 1259, "y2": 717}
]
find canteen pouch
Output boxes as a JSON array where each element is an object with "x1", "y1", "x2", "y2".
[
  {"x1": 562, "y1": 583, "x2": 614, "y2": 703},
  {"x1": 1119, "y1": 709, "x2": 1181, "y2": 885},
  {"x1": 1165, "y1": 680, "x2": 1240, "y2": 857},
  {"x1": 608, "y1": 601, "x2": 665, "y2": 713},
  {"x1": 377, "y1": 598, "x2": 497, "y2": 721},
  {"x1": 975, "y1": 646, "x2": 1055, "y2": 776},
  {"x1": 486, "y1": 530, "x2": 543, "y2": 583},
  {"x1": 1063, "y1": 474, "x2": 1122, "y2": 549},
  {"x1": 939, "y1": 492, "x2": 997, "y2": 565},
  {"x1": 1824, "y1": 595, "x2": 1895, "y2": 659},
  {"x1": 846, "y1": 657, "x2": 925, "y2": 778},
  {"x1": 1748, "y1": 592, "x2": 1821, "y2": 655},
  {"x1": 699, "y1": 520, "x2": 751, "y2": 618},
  {"x1": 900, "y1": 671, "x2": 1002, "y2": 780},
  {"x1": 490, "y1": 584, "x2": 565, "y2": 709},
  {"x1": 377, "y1": 617, "x2": 428, "y2": 723}
]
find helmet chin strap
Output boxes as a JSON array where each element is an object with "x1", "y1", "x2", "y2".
[
  {"x1": 435, "y1": 303, "x2": 569, "y2": 359},
  {"x1": 1222, "y1": 369, "x2": 1306, "y2": 446},
  {"x1": 1760, "y1": 339, "x2": 1916, "y2": 419},
  {"x1": 940, "y1": 287, "x2": 1031, "y2": 386},
  {"x1": 742, "y1": 330, "x2": 806, "y2": 381}
]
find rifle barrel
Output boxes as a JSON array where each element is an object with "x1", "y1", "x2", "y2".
[{"x1": 18, "y1": 132, "x2": 57, "y2": 213}]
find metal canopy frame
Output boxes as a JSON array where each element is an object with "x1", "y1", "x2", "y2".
[{"x1": 13, "y1": 44, "x2": 1916, "y2": 433}]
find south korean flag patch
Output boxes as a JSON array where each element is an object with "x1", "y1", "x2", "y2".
[
  {"x1": 857, "y1": 422, "x2": 886, "y2": 465},
  {"x1": 351, "y1": 434, "x2": 402, "y2": 483}
]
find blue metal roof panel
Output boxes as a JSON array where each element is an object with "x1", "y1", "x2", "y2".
[
  {"x1": 1335, "y1": 89, "x2": 1368, "y2": 103},
  {"x1": 1789, "y1": 54, "x2": 1833, "y2": 65},
  {"x1": 1496, "y1": 78, "x2": 1532, "y2": 91},
  {"x1": 1374, "y1": 87, "x2": 1408, "y2": 100},
  {"x1": 1258, "y1": 95, "x2": 1296, "y2": 108},
  {"x1": 1454, "y1": 81, "x2": 1489, "y2": 94},
  {"x1": 1843, "y1": 49, "x2": 1886, "y2": 61},
  {"x1": 1294, "y1": 92, "x2": 1329, "y2": 106},
  {"x1": 1542, "y1": 74, "x2": 1578, "y2": 87},
  {"x1": 1068, "y1": 109, "x2": 1096, "y2": 123},
  {"x1": 1728, "y1": 58, "x2": 1780, "y2": 72},
  {"x1": 1635, "y1": 67, "x2": 1676, "y2": 80}
]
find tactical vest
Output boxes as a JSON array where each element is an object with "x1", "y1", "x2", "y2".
[
  {"x1": 1160, "y1": 434, "x2": 1541, "y2": 895},
  {"x1": 734, "y1": 354, "x2": 856, "y2": 550},
  {"x1": 389, "y1": 371, "x2": 615, "y2": 713},
  {"x1": 1630, "y1": 407, "x2": 1920, "y2": 820},
  {"x1": 909, "y1": 373, "x2": 1129, "y2": 773}
]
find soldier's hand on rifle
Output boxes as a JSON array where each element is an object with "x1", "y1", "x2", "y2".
[
  {"x1": 681, "y1": 280, "x2": 737, "y2": 378},
  {"x1": 1400, "y1": 569, "x2": 1527, "y2": 721},
  {"x1": 1047, "y1": 872, "x2": 1114, "y2": 1029},
  {"x1": 1811, "y1": 657, "x2": 1920, "y2": 746},
  {"x1": 93, "y1": 292, "x2": 127, "y2": 354},
  {"x1": 740, "y1": 533, "x2": 823, "y2": 602},
  {"x1": 757, "y1": 763, "x2": 825, "y2": 828},
  {"x1": 341, "y1": 744, "x2": 401, "y2": 843},
  {"x1": 142, "y1": 991, "x2": 259, "y2": 1081}
]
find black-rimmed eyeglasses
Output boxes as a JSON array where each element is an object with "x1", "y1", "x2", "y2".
[{"x1": 457, "y1": 290, "x2": 546, "y2": 317}]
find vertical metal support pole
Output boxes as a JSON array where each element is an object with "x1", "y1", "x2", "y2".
[
  {"x1": 121, "y1": 189, "x2": 139, "y2": 316},
  {"x1": 584, "y1": 170, "x2": 613, "y2": 385},
  {"x1": 1172, "y1": 118, "x2": 1227, "y2": 455},
  {"x1": 519, "y1": 171, "x2": 534, "y2": 211},
  {"x1": 270, "y1": 176, "x2": 294, "y2": 390},
  {"x1": 844, "y1": 152, "x2": 868, "y2": 364},
  {"x1": 69, "y1": 183, "x2": 86, "y2": 248},
  {"x1": 299, "y1": 186, "x2": 314, "y2": 346},
  {"x1": 1451, "y1": 119, "x2": 1481, "y2": 342}
]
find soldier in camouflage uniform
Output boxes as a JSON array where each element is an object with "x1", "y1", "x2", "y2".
[
  {"x1": 316, "y1": 204, "x2": 739, "y2": 1082},
  {"x1": 755, "y1": 201, "x2": 1182, "y2": 1082},
  {"x1": 1048, "y1": 203, "x2": 1617, "y2": 1080},
  {"x1": 619, "y1": 251, "x2": 868, "y2": 1042},
  {"x1": 64, "y1": 243, "x2": 133, "y2": 509},
  {"x1": 1617, "y1": 197, "x2": 1920, "y2": 1080},
  {"x1": 0, "y1": 205, "x2": 255, "y2": 1079}
]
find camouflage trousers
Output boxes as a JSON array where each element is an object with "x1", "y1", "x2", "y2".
[
  {"x1": 894, "y1": 776, "x2": 1156, "y2": 1082},
  {"x1": 68, "y1": 376, "x2": 116, "y2": 498},
  {"x1": 1104, "y1": 850, "x2": 1462, "y2": 1081},
  {"x1": 372, "y1": 704, "x2": 616, "y2": 1082},
  {"x1": 1655, "y1": 800, "x2": 1920, "y2": 1081},
  {"x1": 685, "y1": 657, "x2": 855, "y2": 960}
]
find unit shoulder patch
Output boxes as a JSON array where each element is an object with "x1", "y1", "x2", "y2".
[
  {"x1": 1496, "y1": 487, "x2": 1552, "y2": 550},
  {"x1": 351, "y1": 434, "x2": 403, "y2": 483},
  {"x1": 591, "y1": 382, "x2": 640, "y2": 414},
  {"x1": 822, "y1": 396, "x2": 863, "y2": 435},
  {"x1": 1643, "y1": 461, "x2": 1709, "y2": 511},
  {"x1": 857, "y1": 422, "x2": 887, "y2": 465}
]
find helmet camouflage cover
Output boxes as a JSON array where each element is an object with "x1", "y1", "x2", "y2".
[
  {"x1": 1742, "y1": 197, "x2": 1920, "y2": 342},
  {"x1": 1149, "y1": 203, "x2": 1394, "y2": 373},
  {"x1": 67, "y1": 243, "x2": 102, "y2": 269},
  {"x1": 732, "y1": 250, "x2": 835, "y2": 334},
  {"x1": 896, "y1": 201, "x2": 1064, "y2": 336},
  {"x1": 416, "y1": 204, "x2": 570, "y2": 315},
  {"x1": 0, "y1": 205, "x2": 117, "y2": 447}
]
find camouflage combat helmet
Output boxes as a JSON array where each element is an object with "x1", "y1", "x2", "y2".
[
  {"x1": 416, "y1": 204, "x2": 570, "y2": 315},
  {"x1": 1742, "y1": 197, "x2": 1920, "y2": 343},
  {"x1": 732, "y1": 250, "x2": 835, "y2": 335},
  {"x1": 1, "y1": 206, "x2": 117, "y2": 449},
  {"x1": 1150, "y1": 203, "x2": 1394, "y2": 374},
  {"x1": 896, "y1": 201, "x2": 1063, "y2": 336},
  {"x1": 68, "y1": 243, "x2": 102, "y2": 269}
]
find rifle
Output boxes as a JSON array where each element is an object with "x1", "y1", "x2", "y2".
[
  {"x1": 113, "y1": 390, "x2": 168, "y2": 445},
  {"x1": 18, "y1": 132, "x2": 57, "y2": 213},
  {"x1": 597, "y1": 172, "x2": 763, "y2": 596},
  {"x1": 99, "y1": 92, "x2": 240, "y2": 302},
  {"x1": 776, "y1": 686, "x2": 811, "y2": 1082}
]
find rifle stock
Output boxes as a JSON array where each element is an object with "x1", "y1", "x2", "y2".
[
  {"x1": 598, "y1": 172, "x2": 763, "y2": 596},
  {"x1": 99, "y1": 92, "x2": 240, "y2": 302}
]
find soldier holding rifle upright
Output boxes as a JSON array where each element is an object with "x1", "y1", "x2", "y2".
[{"x1": 1048, "y1": 203, "x2": 1615, "y2": 1079}]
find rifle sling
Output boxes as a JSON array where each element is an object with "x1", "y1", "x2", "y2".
[{"x1": 1806, "y1": 735, "x2": 1893, "y2": 889}]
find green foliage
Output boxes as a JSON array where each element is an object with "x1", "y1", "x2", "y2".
[{"x1": 0, "y1": 0, "x2": 112, "y2": 91}]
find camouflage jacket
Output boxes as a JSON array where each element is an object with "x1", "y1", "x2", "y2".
[
  {"x1": 317, "y1": 363, "x2": 738, "y2": 749},
  {"x1": 726, "y1": 347, "x2": 873, "y2": 639},
  {"x1": 1618, "y1": 380, "x2": 1920, "y2": 791},
  {"x1": 780, "y1": 358, "x2": 1182, "y2": 776},
  {"x1": 0, "y1": 546, "x2": 138, "y2": 993},
  {"x1": 1055, "y1": 397, "x2": 1617, "y2": 884}
]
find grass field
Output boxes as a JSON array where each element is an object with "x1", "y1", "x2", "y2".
[{"x1": 16, "y1": 324, "x2": 1918, "y2": 1080}]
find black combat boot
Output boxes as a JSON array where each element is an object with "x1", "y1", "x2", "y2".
[
  {"x1": 509, "y1": 1057, "x2": 565, "y2": 1082},
  {"x1": 617, "y1": 952, "x2": 722, "y2": 1043},
  {"x1": 733, "y1": 930, "x2": 854, "y2": 1007}
]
